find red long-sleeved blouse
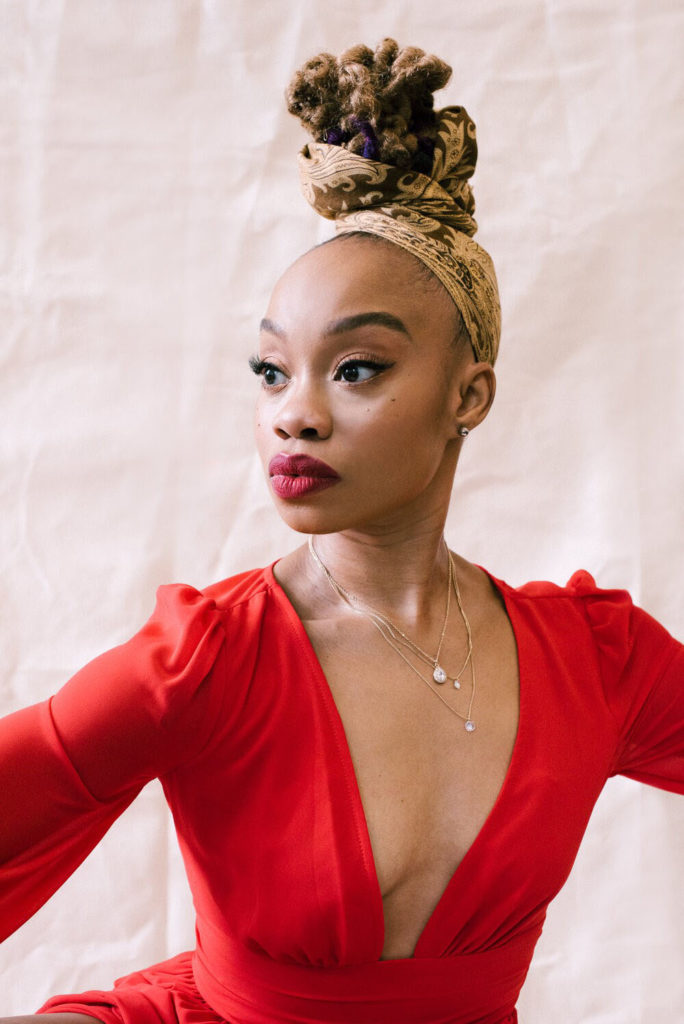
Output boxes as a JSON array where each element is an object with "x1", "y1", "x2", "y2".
[{"x1": 1, "y1": 564, "x2": 682, "y2": 1024}]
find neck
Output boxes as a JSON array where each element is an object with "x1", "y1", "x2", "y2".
[{"x1": 308, "y1": 514, "x2": 451, "y2": 626}]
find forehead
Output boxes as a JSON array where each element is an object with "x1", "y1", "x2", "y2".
[{"x1": 266, "y1": 236, "x2": 451, "y2": 330}]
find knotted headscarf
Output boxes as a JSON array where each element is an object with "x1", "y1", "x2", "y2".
[{"x1": 296, "y1": 105, "x2": 501, "y2": 364}]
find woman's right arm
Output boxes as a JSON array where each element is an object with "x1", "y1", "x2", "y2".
[{"x1": 0, "y1": 582, "x2": 226, "y2": 941}]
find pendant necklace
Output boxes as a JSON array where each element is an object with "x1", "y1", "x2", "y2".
[{"x1": 307, "y1": 536, "x2": 477, "y2": 733}]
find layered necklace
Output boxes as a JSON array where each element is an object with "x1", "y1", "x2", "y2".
[{"x1": 307, "y1": 536, "x2": 477, "y2": 733}]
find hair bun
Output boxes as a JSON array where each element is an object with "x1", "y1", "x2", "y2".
[
  {"x1": 287, "y1": 40, "x2": 501, "y2": 365},
  {"x1": 286, "y1": 38, "x2": 452, "y2": 172}
]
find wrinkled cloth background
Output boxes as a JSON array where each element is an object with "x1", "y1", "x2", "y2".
[{"x1": 1, "y1": 1, "x2": 682, "y2": 1020}]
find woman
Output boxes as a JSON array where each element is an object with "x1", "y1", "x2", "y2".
[{"x1": 1, "y1": 39, "x2": 682, "y2": 1024}]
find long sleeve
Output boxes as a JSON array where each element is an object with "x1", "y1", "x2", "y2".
[
  {"x1": 0, "y1": 582, "x2": 226, "y2": 941},
  {"x1": 569, "y1": 570, "x2": 684, "y2": 793}
]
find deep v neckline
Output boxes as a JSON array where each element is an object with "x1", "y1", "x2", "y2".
[{"x1": 267, "y1": 560, "x2": 524, "y2": 961}]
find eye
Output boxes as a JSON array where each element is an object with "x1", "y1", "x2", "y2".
[
  {"x1": 249, "y1": 356, "x2": 287, "y2": 388},
  {"x1": 333, "y1": 359, "x2": 391, "y2": 384},
  {"x1": 262, "y1": 364, "x2": 287, "y2": 387}
]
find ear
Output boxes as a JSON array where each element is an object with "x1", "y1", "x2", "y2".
[{"x1": 449, "y1": 361, "x2": 496, "y2": 437}]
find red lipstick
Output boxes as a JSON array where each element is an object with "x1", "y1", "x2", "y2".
[{"x1": 268, "y1": 453, "x2": 340, "y2": 499}]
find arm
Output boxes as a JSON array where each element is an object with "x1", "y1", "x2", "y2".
[
  {"x1": 571, "y1": 571, "x2": 684, "y2": 793},
  {"x1": 0, "y1": 583, "x2": 225, "y2": 941}
]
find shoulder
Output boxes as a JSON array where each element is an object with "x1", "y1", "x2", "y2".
[
  {"x1": 200, "y1": 562, "x2": 278, "y2": 611},
  {"x1": 486, "y1": 565, "x2": 642, "y2": 641},
  {"x1": 48, "y1": 563, "x2": 286, "y2": 795},
  {"x1": 487, "y1": 566, "x2": 633, "y2": 617},
  {"x1": 485, "y1": 565, "x2": 679, "y2": 684},
  {"x1": 148, "y1": 562, "x2": 280, "y2": 642},
  {"x1": 491, "y1": 567, "x2": 622, "y2": 603},
  {"x1": 53, "y1": 563, "x2": 282, "y2": 730}
]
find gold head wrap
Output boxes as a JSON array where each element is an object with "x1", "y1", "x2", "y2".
[{"x1": 296, "y1": 106, "x2": 501, "y2": 364}]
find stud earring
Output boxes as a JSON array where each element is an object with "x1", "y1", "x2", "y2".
[{"x1": 458, "y1": 426, "x2": 470, "y2": 438}]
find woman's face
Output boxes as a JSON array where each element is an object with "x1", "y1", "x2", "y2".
[{"x1": 253, "y1": 235, "x2": 490, "y2": 536}]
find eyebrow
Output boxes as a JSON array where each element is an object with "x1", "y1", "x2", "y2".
[{"x1": 259, "y1": 311, "x2": 412, "y2": 340}]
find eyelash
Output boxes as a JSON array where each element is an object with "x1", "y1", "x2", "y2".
[{"x1": 248, "y1": 356, "x2": 393, "y2": 387}]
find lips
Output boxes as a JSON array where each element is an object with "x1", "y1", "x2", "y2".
[
  {"x1": 268, "y1": 453, "x2": 340, "y2": 499},
  {"x1": 269, "y1": 454, "x2": 339, "y2": 479}
]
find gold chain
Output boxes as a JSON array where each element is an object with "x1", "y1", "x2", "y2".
[
  {"x1": 313, "y1": 546, "x2": 472, "y2": 686},
  {"x1": 307, "y1": 537, "x2": 477, "y2": 732}
]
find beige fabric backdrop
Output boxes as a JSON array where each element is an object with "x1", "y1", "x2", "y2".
[{"x1": 1, "y1": 1, "x2": 682, "y2": 1020}]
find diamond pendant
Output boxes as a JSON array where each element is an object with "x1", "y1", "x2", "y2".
[
  {"x1": 464, "y1": 720, "x2": 476, "y2": 733},
  {"x1": 453, "y1": 679, "x2": 461, "y2": 690},
  {"x1": 433, "y1": 665, "x2": 447, "y2": 684}
]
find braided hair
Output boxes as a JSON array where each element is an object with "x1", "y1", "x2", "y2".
[{"x1": 286, "y1": 38, "x2": 451, "y2": 174}]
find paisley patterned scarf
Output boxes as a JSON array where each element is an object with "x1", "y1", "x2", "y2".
[{"x1": 296, "y1": 106, "x2": 500, "y2": 364}]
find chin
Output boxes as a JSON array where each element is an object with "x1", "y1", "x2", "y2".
[
  {"x1": 270, "y1": 490, "x2": 387, "y2": 535},
  {"x1": 273, "y1": 505, "x2": 354, "y2": 536},
  {"x1": 267, "y1": 479, "x2": 429, "y2": 536}
]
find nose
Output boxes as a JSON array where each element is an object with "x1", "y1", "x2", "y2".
[{"x1": 272, "y1": 376, "x2": 332, "y2": 441}]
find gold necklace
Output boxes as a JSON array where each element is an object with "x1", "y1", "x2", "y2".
[
  {"x1": 372, "y1": 552, "x2": 474, "y2": 691},
  {"x1": 307, "y1": 537, "x2": 477, "y2": 733},
  {"x1": 310, "y1": 539, "x2": 470, "y2": 687}
]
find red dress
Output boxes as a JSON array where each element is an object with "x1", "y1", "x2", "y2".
[{"x1": 1, "y1": 564, "x2": 682, "y2": 1024}]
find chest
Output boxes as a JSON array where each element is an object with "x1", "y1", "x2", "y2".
[
  {"x1": 302, "y1": 605, "x2": 521, "y2": 907},
  {"x1": 169, "y1": 586, "x2": 618, "y2": 963}
]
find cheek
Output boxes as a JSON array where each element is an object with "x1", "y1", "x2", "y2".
[
  {"x1": 253, "y1": 399, "x2": 269, "y2": 457},
  {"x1": 366, "y1": 384, "x2": 449, "y2": 438},
  {"x1": 254, "y1": 386, "x2": 274, "y2": 420},
  {"x1": 343, "y1": 395, "x2": 447, "y2": 472}
]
